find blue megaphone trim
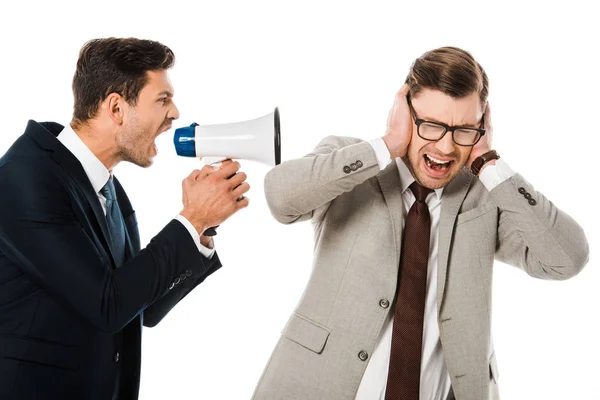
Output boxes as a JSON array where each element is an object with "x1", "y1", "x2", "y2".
[{"x1": 173, "y1": 123, "x2": 198, "y2": 157}]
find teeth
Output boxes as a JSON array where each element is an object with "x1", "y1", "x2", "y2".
[{"x1": 426, "y1": 154, "x2": 451, "y2": 164}]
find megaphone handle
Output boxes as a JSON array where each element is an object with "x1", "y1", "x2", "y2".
[
  {"x1": 202, "y1": 156, "x2": 228, "y2": 166},
  {"x1": 203, "y1": 226, "x2": 219, "y2": 237}
]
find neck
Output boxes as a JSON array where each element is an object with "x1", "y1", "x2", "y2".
[{"x1": 71, "y1": 121, "x2": 120, "y2": 171}]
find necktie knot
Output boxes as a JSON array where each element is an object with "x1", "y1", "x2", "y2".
[
  {"x1": 99, "y1": 176, "x2": 126, "y2": 267},
  {"x1": 409, "y1": 181, "x2": 433, "y2": 203},
  {"x1": 101, "y1": 177, "x2": 117, "y2": 203}
]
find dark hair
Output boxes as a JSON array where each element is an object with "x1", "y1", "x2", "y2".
[
  {"x1": 406, "y1": 46, "x2": 488, "y2": 107},
  {"x1": 71, "y1": 37, "x2": 175, "y2": 127}
]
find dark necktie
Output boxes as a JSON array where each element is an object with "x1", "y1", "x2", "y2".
[
  {"x1": 385, "y1": 181, "x2": 433, "y2": 400},
  {"x1": 100, "y1": 177, "x2": 126, "y2": 267}
]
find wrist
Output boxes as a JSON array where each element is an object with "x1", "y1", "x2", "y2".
[
  {"x1": 200, "y1": 234, "x2": 213, "y2": 248},
  {"x1": 180, "y1": 209, "x2": 207, "y2": 235},
  {"x1": 478, "y1": 159, "x2": 496, "y2": 174},
  {"x1": 470, "y1": 150, "x2": 500, "y2": 176}
]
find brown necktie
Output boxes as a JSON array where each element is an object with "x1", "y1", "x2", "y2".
[{"x1": 385, "y1": 181, "x2": 433, "y2": 400}]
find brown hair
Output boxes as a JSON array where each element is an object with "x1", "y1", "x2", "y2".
[
  {"x1": 71, "y1": 37, "x2": 175, "y2": 128},
  {"x1": 406, "y1": 46, "x2": 488, "y2": 107}
]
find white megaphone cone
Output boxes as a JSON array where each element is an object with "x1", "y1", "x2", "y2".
[
  {"x1": 173, "y1": 108, "x2": 281, "y2": 166},
  {"x1": 173, "y1": 108, "x2": 281, "y2": 237}
]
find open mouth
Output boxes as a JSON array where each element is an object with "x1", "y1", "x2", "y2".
[
  {"x1": 424, "y1": 154, "x2": 453, "y2": 173},
  {"x1": 160, "y1": 125, "x2": 172, "y2": 134}
]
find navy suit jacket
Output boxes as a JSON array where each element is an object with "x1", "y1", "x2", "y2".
[{"x1": 0, "y1": 121, "x2": 222, "y2": 399}]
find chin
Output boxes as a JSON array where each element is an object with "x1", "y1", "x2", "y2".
[
  {"x1": 139, "y1": 159, "x2": 153, "y2": 168},
  {"x1": 416, "y1": 175, "x2": 447, "y2": 190},
  {"x1": 128, "y1": 156, "x2": 153, "y2": 168},
  {"x1": 413, "y1": 164, "x2": 461, "y2": 190}
]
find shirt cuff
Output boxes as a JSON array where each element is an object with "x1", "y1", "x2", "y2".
[
  {"x1": 478, "y1": 158, "x2": 516, "y2": 191},
  {"x1": 368, "y1": 138, "x2": 392, "y2": 170},
  {"x1": 174, "y1": 215, "x2": 215, "y2": 259}
]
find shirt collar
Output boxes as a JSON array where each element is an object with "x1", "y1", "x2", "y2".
[
  {"x1": 57, "y1": 124, "x2": 111, "y2": 194},
  {"x1": 395, "y1": 157, "x2": 443, "y2": 200}
]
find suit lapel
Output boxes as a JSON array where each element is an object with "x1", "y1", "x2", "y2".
[
  {"x1": 113, "y1": 177, "x2": 140, "y2": 258},
  {"x1": 52, "y1": 145, "x2": 119, "y2": 267},
  {"x1": 437, "y1": 168, "x2": 473, "y2": 314},
  {"x1": 376, "y1": 161, "x2": 404, "y2": 258},
  {"x1": 25, "y1": 121, "x2": 118, "y2": 267}
]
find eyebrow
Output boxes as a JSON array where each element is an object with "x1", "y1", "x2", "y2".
[
  {"x1": 409, "y1": 99, "x2": 481, "y2": 128},
  {"x1": 420, "y1": 113, "x2": 480, "y2": 128},
  {"x1": 157, "y1": 90, "x2": 174, "y2": 98}
]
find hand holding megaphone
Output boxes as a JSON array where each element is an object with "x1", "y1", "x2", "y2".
[
  {"x1": 180, "y1": 161, "x2": 250, "y2": 238},
  {"x1": 174, "y1": 108, "x2": 281, "y2": 236}
]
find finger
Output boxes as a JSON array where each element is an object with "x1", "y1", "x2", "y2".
[
  {"x1": 232, "y1": 182, "x2": 250, "y2": 198},
  {"x1": 216, "y1": 160, "x2": 241, "y2": 178},
  {"x1": 484, "y1": 103, "x2": 492, "y2": 129},
  {"x1": 195, "y1": 165, "x2": 215, "y2": 181},
  {"x1": 236, "y1": 196, "x2": 250, "y2": 209},
  {"x1": 187, "y1": 169, "x2": 204, "y2": 181},
  {"x1": 398, "y1": 83, "x2": 409, "y2": 96},
  {"x1": 395, "y1": 85, "x2": 410, "y2": 109},
  {"x1": 228, "y1": 172, "x2": 247, "y2": 188}
]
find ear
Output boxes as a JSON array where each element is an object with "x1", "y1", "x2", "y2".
[{"x1": 105, "y1": 93, "x2": 126, "y2": 125}]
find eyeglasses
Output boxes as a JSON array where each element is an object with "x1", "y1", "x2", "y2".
[{"x1": 407, "y1": 97, "x2": 486, "y2": 146}]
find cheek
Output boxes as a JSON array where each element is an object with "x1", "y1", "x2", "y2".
[
  {"x1": 458, "y1": 147, "x2": 471, "y2": 162},
  {"x1": 409, "y1": 133, "x2": 429, "y2": 156}
]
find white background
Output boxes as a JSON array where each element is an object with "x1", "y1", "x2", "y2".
[{"x1": 1, "y1": 1, "x2": 598, "y2": 399}]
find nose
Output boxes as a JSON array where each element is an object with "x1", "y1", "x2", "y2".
[
  {"x1": 169, "y1": 101, "x2": 180, "y2": 121},
  {"x1": 435, "y1": 131, "x2": 455, "y2": 155}
]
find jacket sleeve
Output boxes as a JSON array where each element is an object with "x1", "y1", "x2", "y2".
[
  {"x1": 264, "y1": 135, "x2": 381, "y2": 225},
  {"x1": 491, "y1": 173, "x2": 589, "y2": 280},
  {"x1": 0, "y1": 162, "x2": 215, "y2": 334},
  {"x1": 143, "y1": 252, "x2": 222, "y2": 327}
]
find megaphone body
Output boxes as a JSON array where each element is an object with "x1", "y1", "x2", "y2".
[
  {"x1": 173, "y1": 108, "x2": 281, "y2": 236},
  {"x1": 174, "y1": 108, "x2": 281, "y2": 166}
]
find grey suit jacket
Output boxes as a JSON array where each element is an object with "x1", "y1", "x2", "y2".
[{"x1": 253, "y1": 136, "x2": 589, "y2": 400}]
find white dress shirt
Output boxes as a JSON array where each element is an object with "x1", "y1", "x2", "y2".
[
  {"x1": 355, "y1": 138, "x2": 514, "y2": 400},
  {"x1": 57, "y1": 124, "x2": 214, "y2": 259}
]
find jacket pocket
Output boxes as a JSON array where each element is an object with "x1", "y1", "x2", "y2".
[
  {"x1": 0, "y1": 334, "x2": 80, "y2": 370},
  {"x1": 456, "y1": 201, "x2": 496, "y2": 226},
  {"x1": 282, "y1": 313, "x2": 331, "y2": 354}
]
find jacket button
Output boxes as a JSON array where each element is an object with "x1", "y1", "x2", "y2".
[
  {"x1": 528, "y1": 199, "x2": 537, "y2": 206},
  {"x1": 343, "y1": 166, "x2": 351, "y2": 174},
  {"x1": 518, "y1": 187, "x2": 526, "y2": 194},
  {"x1": 185, "y1": 269, "x2": 192, "y2": 277},
  {"x1": 113, "y1": 352, "x2": 120, "y2": 363},
  {"x1": 356, "y1": 160, "x2": 363, "y2": 168},
  {"x1": 180, "y1": 273, "x2": 187, "y2": 281},
  {"x1": 524, "y1": 193, "x2": 532, "y2": 200},
  {"x1": 358, "y1": 350, "x2": 369, "y2": 361},
  {"x1": 174, "y1": 277, "x2": 181, "y2": 285},
  {"x1": 379, "y1": 299, "x2": 390, "y2": 309},
  {"x1": 350, "y1": 163, "x2": 358, "y2": 171},
  {"x1": 168, "y1": 282, "x2": 175, "y2": 290}
]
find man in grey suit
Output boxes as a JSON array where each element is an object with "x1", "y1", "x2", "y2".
[{"x1": 252, "y1": 47, "x2": 589, "y2": 400}]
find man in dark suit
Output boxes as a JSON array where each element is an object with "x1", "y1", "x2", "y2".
[{"x1": 0, "y1": 37, "x2": 250, "y2": 399}]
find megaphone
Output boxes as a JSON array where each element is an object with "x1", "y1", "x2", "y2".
[
  {"x1": 173, "y1": 108, "x2": 281, "y2": 237},
  {"x1": 173, "y1": 107, "x2": 281, "y2": 166}
]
